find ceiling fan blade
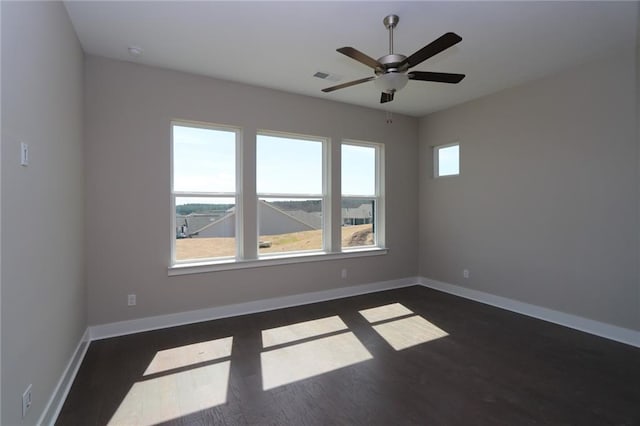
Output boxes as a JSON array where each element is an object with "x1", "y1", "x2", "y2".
[
  {"x1": 380, "y1": 92, "x2": 394, "y2": 103},
  {"x1": 400, "y1": 32, "x2": 462, "y2": 69},
  {"x1": 322, "y1": 76, "x2": 375, "y2": 93},
  {"x1": 337, "y1": 47, "x2": 383, "y2": 70},
  {"x1": 409, "y1": 71, "x2": 465, "y2": 84}
]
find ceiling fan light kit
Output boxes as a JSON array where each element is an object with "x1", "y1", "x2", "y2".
[
  {"x1": 322, "y1": 14, "x2": 465, "y2": 104},
  {"x1": 374, "y1": 72, "x2": 409, "y2": 93}
]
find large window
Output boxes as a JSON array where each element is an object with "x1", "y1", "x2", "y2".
[
  {"x1": 170, "y1": 121, "x2": 385, "y2": 270},
  {"x1": 172, "y1": 122, "x2": 238, "y2": 263},
  {"x1": 342, "y1": 142, "x2": 383, "y2": 249},
  {"x1": 257, "y1": 133, "x2": 325, "y2": 256}
]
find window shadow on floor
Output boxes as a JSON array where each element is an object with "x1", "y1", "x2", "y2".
[{"x1": 56, "y1": 286, "x2": 640, "y2": 426}]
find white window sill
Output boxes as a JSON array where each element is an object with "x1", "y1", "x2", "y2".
[{"x1": 168, "y1": 247, "x2": 388, "y2": 276}]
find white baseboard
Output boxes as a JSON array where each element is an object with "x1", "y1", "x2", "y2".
[
  {"x1": 43, "y1": 277, "x2": 416, "y2": 425},
  {"x1": 38, "y1": 328, "x2": 91, "y2": 426},
  {"x1": 90, "y1": 277, "x2": 420, "y2": 340},
  {"x1": 44, "y1": 276, "x2": 639, "y2": 426},
  {"x1": 419, "y1": 277, "x2": 640, "y2": 348}
]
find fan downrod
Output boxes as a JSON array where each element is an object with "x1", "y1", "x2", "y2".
[
  {"x1": 378, "y1": 14, "x2": 406, "y2": 72},
  {"x1": 381, "y1": 14, "x2": 403, "y2": 65}
]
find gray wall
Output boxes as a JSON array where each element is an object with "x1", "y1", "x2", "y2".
[
  {"x1": 84, "y1": 56, "x2": 419, "y2": 326},
  {"x1": 419, "y1": 48, "x2": 639, "y2": 331},
  {"x1": 1, "y1": 2, "x2": 86, "y2": 425},
  {"x1": 637, "y1": 39, "x2": 640, "y2": 333}
]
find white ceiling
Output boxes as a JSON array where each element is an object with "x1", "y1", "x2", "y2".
[{"x1": 64, "y1": 1, "x2": 638, "y2": 117}]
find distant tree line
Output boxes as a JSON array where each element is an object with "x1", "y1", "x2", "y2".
[
  {"x1": 177, "y1": 199, "x2": 370, "y2": 215},
  {"x1": 269, "y1": 199, "x2": 321, "y2": 212},
  {"x1": 341, "y1": 199, "x2": 373, "y2": 209},
  {"x1": 176, "y1": 203, "x2": 233, "y2": 215}
]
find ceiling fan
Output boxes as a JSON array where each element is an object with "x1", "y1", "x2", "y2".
[{"x1": 322, "y1": 15, "x2": 465, "y2": 104}]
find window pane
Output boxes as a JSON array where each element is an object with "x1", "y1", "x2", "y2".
[
  {"x1": 342, "y1": 144, "x2": 375, "y2": 196},
  {"x1": 342, "y1": 198, "x2": 375, "y2": 248},
  {"x1": 173, "y1": 125, "x2": 236, "y2": 192},
  {"x1": 257, "y1": 135, "x2": 322, "y2": 195},
  {"x1": 258, "y1": 198, "x2": 322, "y2": 254},
  {"x1": 175, "y1": 197, "x2": 236, "y2": 260},
  {"x1": 437, "y1": 144, "x2": 459, "y2": 176}
]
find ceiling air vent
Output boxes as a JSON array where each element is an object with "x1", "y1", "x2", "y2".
[{"x1": 313, "y1": 71, "x2": 341, "y2": 82}]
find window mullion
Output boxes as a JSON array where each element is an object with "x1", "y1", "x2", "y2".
[
  {"x1": 241, "y1": 128, "x2": 258, "y2": 260},
  {"x1": 323, "y1": 137, "x2": 333, "y2": 253},
  {"x1": 330, "y1": 136, "x2": 341, "y2": 253}
]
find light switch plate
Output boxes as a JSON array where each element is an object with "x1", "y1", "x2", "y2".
[{"x1": 21, "y1": 142, "x2": 29, "y2": 166}]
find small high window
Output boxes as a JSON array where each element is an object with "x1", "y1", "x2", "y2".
[{"x1": 434, "y1": 143, "x2": 460, "y2": 177}]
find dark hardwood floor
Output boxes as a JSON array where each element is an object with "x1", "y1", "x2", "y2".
[{"x1": 56, "y1": 286, "x2": 640, "y2": 425}]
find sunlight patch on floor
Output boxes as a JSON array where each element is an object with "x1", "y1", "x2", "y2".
[
  {"x1": 109, "y1": 337, "x2": 233, "y2": 425},
  {"x1": 359, "y1": 303, "x2": 448, "y2": 351},
  {"x1": 372, "y1": 315, "x2": 449, "y2": 350},
  {"x1": 261, "y1": 315, "x2": 348, "y2": 348},
  {"x1": 143, "y1": 336, "x2": 233, "y2": 376},
  {"x1": 358, "y1": 302, "x2": 413, "y2": 323},
  {"x1": 261, "y1": 331, "x2": 372, "y2": 390},
  {"x1": 108, "y1": 360, "x2": 231, "y2": 426}
]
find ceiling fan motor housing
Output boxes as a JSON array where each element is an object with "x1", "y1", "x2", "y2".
[{"x1": 376, "y1": 54, "x2": 409, "y2": 75}]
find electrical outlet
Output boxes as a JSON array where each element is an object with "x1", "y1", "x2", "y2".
[
  {"x1": 341, "y1": 268, "x2": 347, "y2": 279},
  {"x1": 22, "y1": 384, "x2": 32, "y2": 417},
  {"x1": 463, "y1": 269, "x2": 470, "y2": 279},
  {"x1": 128, "y1": 294, "x2": 136, "y2": 306}
]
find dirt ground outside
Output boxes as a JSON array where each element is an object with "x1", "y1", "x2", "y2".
[{"x1": 175, "y1": 224, "x2": 373, "y2": 260}]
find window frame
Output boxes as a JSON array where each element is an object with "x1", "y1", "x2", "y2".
[
  {"x1": 256, "y1": 130, "x2": 329, "y2": 257},
  {"x1": 170, "y1": 120, "x2": 242, "y2": 265},
  {"x1": 168, "y1": 122, "x2": 388, "y2": 274},
  {"x1": 433, "y1": 142, "x2": 460, "y2": 178},
  {"x1": 341, "y1": 140, "x2": 385, "y2": 250}
]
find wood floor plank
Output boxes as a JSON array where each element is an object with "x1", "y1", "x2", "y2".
[{"x1": 56, "y1": 286, "x2": 640, "y2": 425}]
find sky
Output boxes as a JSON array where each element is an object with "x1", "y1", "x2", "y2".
[
  {"x1": 173, "y1": 125, "x2": 376, "y2": 205},
  {"x1": 438, "y1": 145, "x2": 460, "y2": 176},
  {"x1": 173, "y1": 125, "x2": 236, "y2": 194}
]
